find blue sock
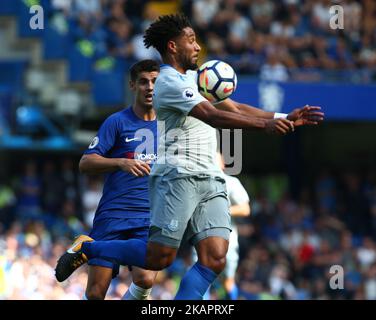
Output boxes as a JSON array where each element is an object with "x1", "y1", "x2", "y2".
[
  {"x1": 82, "y1": 239, "x2": 147, "y2": 268},
  {"x1": 175, "y1": 262, "x2": 218, "y2": 300},
  {"x1": 228, "y1": 283, "x2": 239, "y2": 300}
]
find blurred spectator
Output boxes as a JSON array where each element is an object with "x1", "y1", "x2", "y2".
[
  {"x1": 15, "y1": 161, "x2": 42, "y2": 221},
  {"x1": 0, "y1": 181, "x2": 16, "y2": 229},
  {"x1": 249, "y1": 0, "x2": 275, "y2": 33},
  {"x1": 192, "y1": 0, "x2": 220, "y2": 37},
  {"x1": 34, "y1": 0, "x2": 376, "y2": 81},
  {"x1": 60, "y1": 158, "x2": 81, "y2": 215},
  {"x1": 364, "y1": 262, "x2": 376, "y2": 300},
  {"x1": 260, "y1": 52, "x2": 289, "y2": 82},
  {"x1": 81, "y1": 176, "x2": 103, "y2": 228},
  {"x1": 41, "y1": 160, "x2": 63, "y2": 215},
  {"x1": 2, "y1": 164, "x2": 376, "y2": 299}
]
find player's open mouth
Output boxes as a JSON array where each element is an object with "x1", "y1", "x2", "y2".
[{"x1": 145, "y1": 94, "x2": 153, "y2": 101}]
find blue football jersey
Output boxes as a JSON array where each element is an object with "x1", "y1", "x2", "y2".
[{"x1": 84, "y1": 107, "x2": 158, "y2": 222}]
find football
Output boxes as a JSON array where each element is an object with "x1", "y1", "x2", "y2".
[{"x1": 197, "y1": 60, "x2": 237, "y2": 103}]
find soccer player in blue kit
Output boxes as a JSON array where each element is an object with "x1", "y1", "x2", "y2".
[
  {"x1": 67, "y1": 60, "x2": 160, "y2": 300},
  {"x1": 55, "y1": 14, "x2": 324, "y2": 300}
]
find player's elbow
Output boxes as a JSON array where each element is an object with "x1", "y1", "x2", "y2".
[{"x1": 79, "y1": 156, "x2": 90, "y2": 174}]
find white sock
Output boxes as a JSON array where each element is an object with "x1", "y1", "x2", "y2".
[
  {"x1": 122, "y1": 282, "x2": 152, "y2": 300},
  {"x1": 82, "y1": 293, "x2": 88, "y2": 300}
]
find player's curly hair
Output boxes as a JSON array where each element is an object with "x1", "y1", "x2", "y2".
[{"x1": 143, "y1": 14, "x2": 192, "y2": 56}]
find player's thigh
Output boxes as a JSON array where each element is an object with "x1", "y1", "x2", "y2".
[
  {"x1": 131, "y1": 267, "x2": 158, "y2": 289},
  {"x1": 189, "y1": 194, "x2": 232, "y2": 248},
  {"x1": 86, "y1": 265, "x2": 113, "y2": 298},
  {"x1": 149, "y1": 174, "x2": 199, "y2": 248}
]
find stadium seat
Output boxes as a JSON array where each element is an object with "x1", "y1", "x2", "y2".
[
  {"x1": 68, "y1": 41, "x2": 94, "y2": 82},
  {"x1": 91, "y1": 66, "x2": 125, "y2": 106},
  {"x1": 43, "y1": 17, "x2": 70, "y2": 60},
  {"x1": 0, "y1": 85, "x2": 13, "y2": 137},
  {"x1": 0, "y1": 59, "x2": 29, "y2": 92},
  {"x1": 0, "y1": 0, "x2": 18, "y2": 15}
]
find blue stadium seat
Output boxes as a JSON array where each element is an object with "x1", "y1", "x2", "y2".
[
  {"x1": 68, "y1": 41, "x2": 94, "y2": 82},
  {"x1": 0, "y1": 59, "x2": 29, "y2": 91},
  {"x1": 43, "y1": 20, "x2": 70, "y2": 60},
  {"x1": 91, "y1": 67, "x2": 125, "y2": 106},
  {"x1": 90, "y1": 57, "x2": 127, "y2": 106},
  {"x1": 0, "y1": 0, "x2": 18, "y2": 15},
  {"x1": 0, "y1": 85, "x2": 13, "y2": 136}
]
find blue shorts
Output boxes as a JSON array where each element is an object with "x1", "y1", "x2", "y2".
[{"x1": 88, "y1": 217, "x2": 150, "y2": 278}]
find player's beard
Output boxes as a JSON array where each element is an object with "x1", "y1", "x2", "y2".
[{"x1": 181, "y1": 55, "x2": 198, "y2": 71}]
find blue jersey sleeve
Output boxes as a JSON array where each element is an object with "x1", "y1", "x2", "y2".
[{"x1": 84, "y1": 114, "x2": 119, "y2": 156}]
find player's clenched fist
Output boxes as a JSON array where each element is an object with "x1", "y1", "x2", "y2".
[
  {"x1": 118, "y1": 158, "x2": 151, "y2": 177},
  {"x1": 265, "y1": 118, "x2": 295, "y2": 135}
]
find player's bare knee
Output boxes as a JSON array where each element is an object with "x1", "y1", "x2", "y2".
[
  {"x1": 133, "y1": 273, "x2": 155, "y2": 289},
  {"x1": 206, "y1": 255, "x2": 227, "y2": 274},
  {"x1": 86, "y1": 285, "x2": 106, "y2": 300}
]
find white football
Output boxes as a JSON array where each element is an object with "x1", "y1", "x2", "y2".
[{"x1": 197, "y1": 60, "x2": 237, "y2": 103}]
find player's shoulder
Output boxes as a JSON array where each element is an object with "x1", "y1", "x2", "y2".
[
  {"x1": 158, "y1": 65, "x2": 197, "y2": 86},
  {"x1": 157, "y1": 65, "x2": 182, "y2": 84},
  {"x1": 105, "y1": 108, "x2": 131, "y2": 122},
  {"x1": 99, "y1": 108, "x2": 132, "y2": 130}
]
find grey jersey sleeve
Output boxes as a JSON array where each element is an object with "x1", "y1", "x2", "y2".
[{"x1": 156, "y1": 73, "x2": 207, "y2": 115}]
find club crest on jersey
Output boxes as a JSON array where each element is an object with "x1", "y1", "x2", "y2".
[
  {"x1": 167, "y1": 219, "x2": 179, "y2": 232},
  {"x1": 88, "y1": 136, "x2": 99, "y2": 149},
  {"x1": 183, "y1": 88, "x2": 195, "y2": 100}
]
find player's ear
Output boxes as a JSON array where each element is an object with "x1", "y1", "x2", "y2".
[
  {"x1": 167, "y1": 40, "x2": 177, "y2": 54},
  {"x1": 129, "y1": 79, "x2": 136, "y2": 91}
]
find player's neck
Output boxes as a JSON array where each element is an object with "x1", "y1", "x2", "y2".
[
  {"x1": 163, "y1": 56, "x2": 186, "y2": 74},
  {"x1": 132, "y1": 105, "x2": 156, "y2": 121}
]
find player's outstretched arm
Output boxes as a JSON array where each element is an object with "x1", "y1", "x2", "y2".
[
  {"x1": 79, "y1": 153, "x2": 150, "y2": 177},
  {"x1": 215, "y1": 98, "x2": 274, "y2": 119},
  {"x1": 215, "y1": 99, "x2": 324, "y2": 126},
  {"x1": 189, "y1": 101, "x2": 294, "y2": 135}
]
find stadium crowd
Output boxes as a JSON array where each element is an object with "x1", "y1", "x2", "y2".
[
  {"x1": 0, "y1": 158, "x2": 376, "y2": 299},
  {"x1": 45, "y1": 0, "x2": 376, "y2": 82},
  {"x1": 1, "y1": 0, "x2": 376, "y2": 301}
]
